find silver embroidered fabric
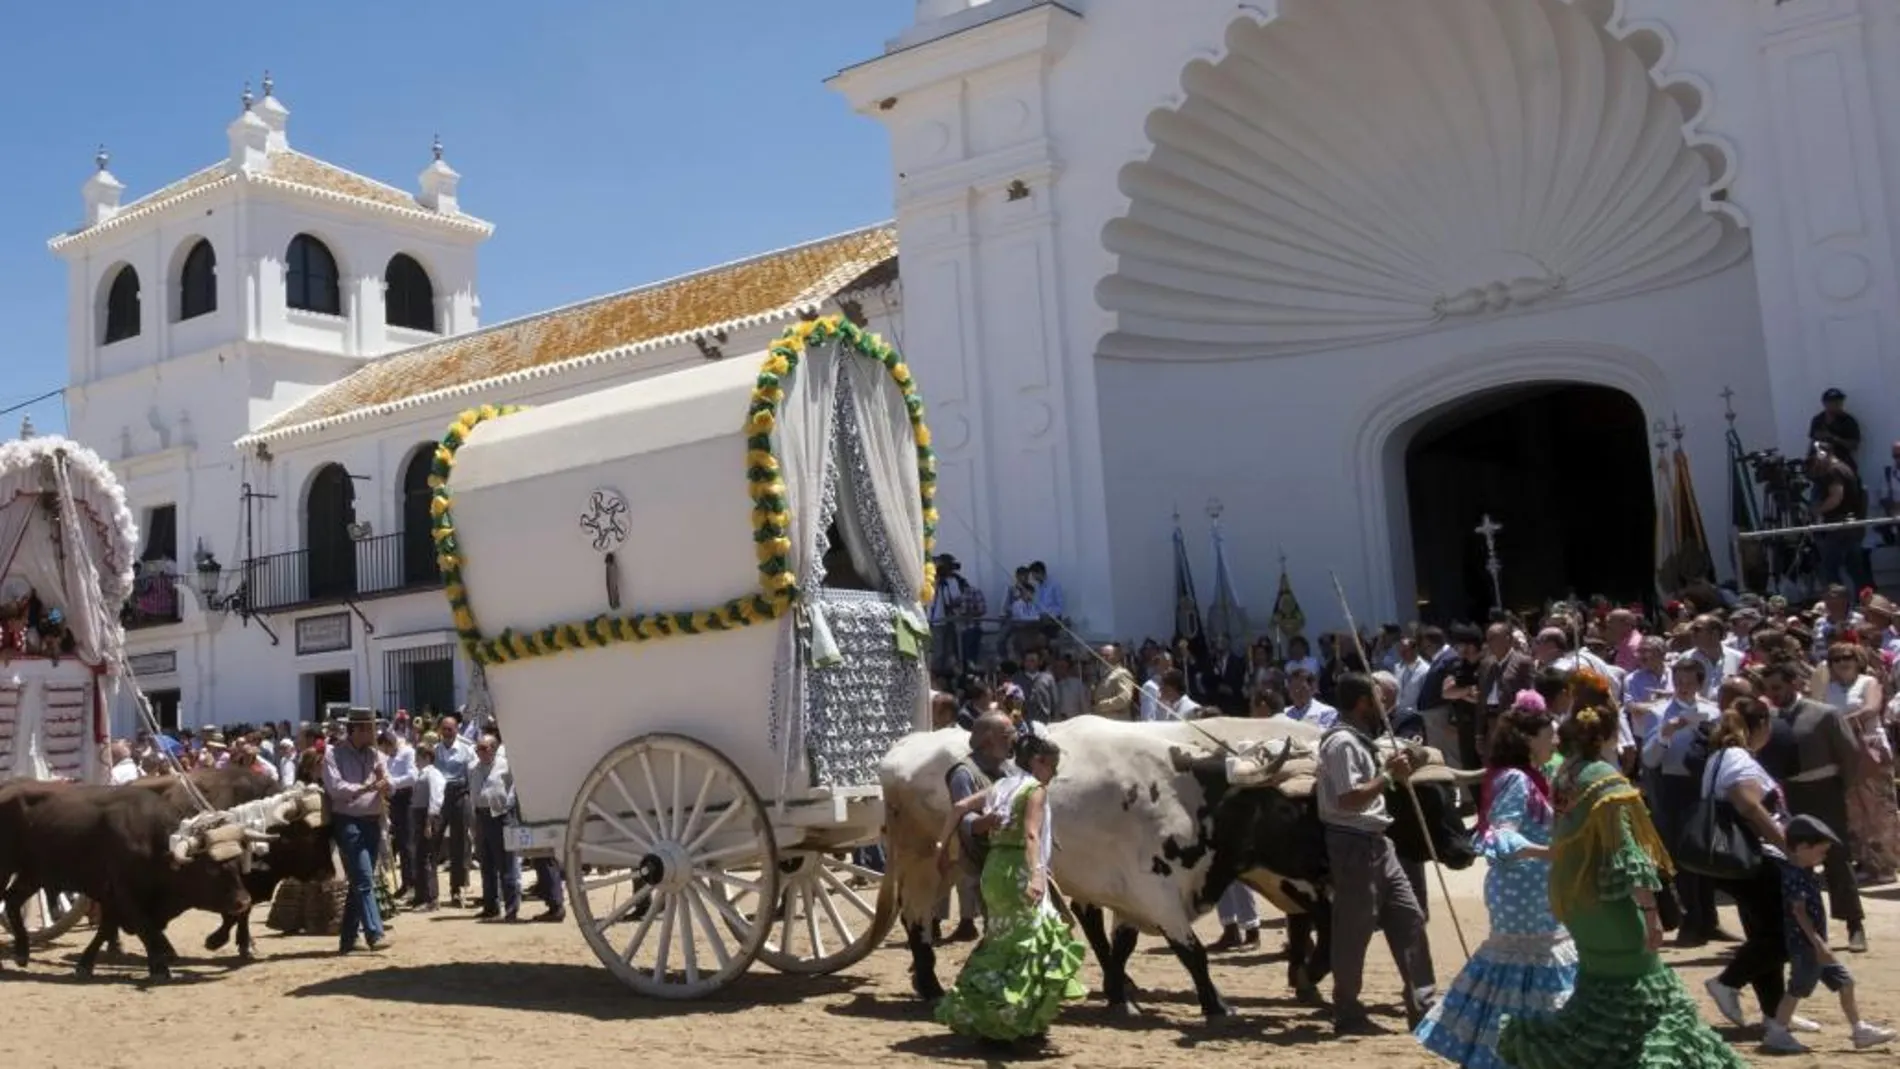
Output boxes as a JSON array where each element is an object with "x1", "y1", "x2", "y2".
[
  {"x1": 768, "y1": 411, "x2": 846, "y2": 753},
  {"x1": 802, "y1": 588, "x2": 921, "y2": 788}
]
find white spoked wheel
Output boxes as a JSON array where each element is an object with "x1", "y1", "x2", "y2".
[
  {"x1": 751, "y1": 851, "x2": 897, "y2": 975},
  {"x1": 564, "y1": 733, "x2": 780, "y2": 999},
  {"x1": 24, "y1": 890, "x2": 87, "y2": 946}
]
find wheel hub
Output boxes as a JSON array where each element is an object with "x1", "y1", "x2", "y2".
[{"x1": 637, "y1": 840, "x2": 696, "y2": 894}]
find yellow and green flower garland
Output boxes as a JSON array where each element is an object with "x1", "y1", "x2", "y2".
[{"x1": 429, "y1": 314, "x2": 940, "y2": 668}]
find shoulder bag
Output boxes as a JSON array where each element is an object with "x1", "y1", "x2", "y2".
[{"x1": 1675, "y1": 749, "x2": 1763, "y2": 880}]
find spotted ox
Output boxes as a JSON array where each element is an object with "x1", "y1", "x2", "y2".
[{"x1": 879, "y1": 716, "x2": 1477, "y2": 1020}]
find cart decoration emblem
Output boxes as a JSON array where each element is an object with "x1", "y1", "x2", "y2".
[
  {"x1": 579, "y1": 488, "x2": 630, "y2": 611},
  {"x1": 426, "y1": 314, "x2": 941, "y2": 668}
]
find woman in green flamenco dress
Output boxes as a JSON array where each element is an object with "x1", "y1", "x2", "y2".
[
  {"x1": 1495, "y1": 671, "x2": 1746, "y2": 1069},
  {"x1": 932, "y1": 726, "x2": 1087, "y2": 1046}
]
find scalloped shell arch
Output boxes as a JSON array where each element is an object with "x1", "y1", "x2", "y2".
[{"x1": 1096, "y1": 0, "x2": 1749, "y2": 362}]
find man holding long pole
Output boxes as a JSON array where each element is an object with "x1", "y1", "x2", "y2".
[{"x1": 1318, "y1": 672, "x2": 1437, "y2": 1034}]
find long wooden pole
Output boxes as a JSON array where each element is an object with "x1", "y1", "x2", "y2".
[{"x1": 1329, "y1": 572, "x2": 1472, "y2": 960}]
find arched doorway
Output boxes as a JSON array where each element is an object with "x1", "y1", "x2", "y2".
[
  {"x1": 400, "y1": 446, "x2": 440, "y2": 586},
  {"x1": 1403, "y1": 384, "x2": 1653, "y2": 623},
  {"x1": 306, "y1": 464, "x2": 358, "y2": 600}
]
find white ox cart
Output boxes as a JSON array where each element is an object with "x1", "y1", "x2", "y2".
[
  {"x1": 0, "y1": 433, "x2": 142, "y2": 944},
  {"x1": 436, "y1": 316, "x2": 939, "y2": 997}
]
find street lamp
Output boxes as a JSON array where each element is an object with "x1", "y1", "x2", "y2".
[{"x1": 194, "y1": 551, "x2": 224, "y2": 608}]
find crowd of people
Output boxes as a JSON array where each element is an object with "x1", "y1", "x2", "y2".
[
  {"x1": 105, "y1": 706, "x2": 565, "y2": 952},
  {"x1": 923, "y1": 580, "x2": 1899, "y2": 1062}
]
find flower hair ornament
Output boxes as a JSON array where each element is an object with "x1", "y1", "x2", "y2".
[
  {"x1": 1573, "y1": 707, "x2": 1602, "y2": 728},
  {"x1": 1510, "y1": 689, "x2": 1547, "y2": 714}
]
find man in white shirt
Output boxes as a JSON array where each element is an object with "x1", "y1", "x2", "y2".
[
  {"x1": 1158, "y1": 670, "x2": 1202, "y2": 721},
  {"x1": 107, "y1": 739, "x2": 139, "y2": 785},
  {"x1": 379, "y1": 728, "x2": 420, "y2": 902},
  {"x1": 1284, "y1": 665, "x2": 1338, "y2": 729},
  {"x1": 409, "y1": 742, "x2": 447, "y2": 911},
  {"x1": 1138, "y1": 650, "x2": 1173, "y2": 722},
  {"x1": 1684, "y1": 615, "x2": 1743, "y2": 698},
  {"x1": 1640, "y1": 659, "x2": 1726, "y2": 945},
  {"x1": 469, "y1": 732, "x2": 521, "y2": 922},
  {"x1": 1392, "y1": 638, "x2": 1429, "y2": 720}
]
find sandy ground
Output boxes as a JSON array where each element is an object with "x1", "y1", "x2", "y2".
[{"x1": 0, "y1": 864, "x2": 1894, "y2": 1069}]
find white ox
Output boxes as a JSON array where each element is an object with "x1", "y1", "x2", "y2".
[{"x1": 879, "y1": 714, "x2": 1477, "y2": 1019}]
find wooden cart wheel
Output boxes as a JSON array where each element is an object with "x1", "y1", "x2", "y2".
[
  {"x1": 751, "y1": 851, "x2": 897, "y2": 975},
  {"x1": 24, "y1": 889, "x2": 86, "y2": 946},
  {"x1": 563, "y1": 733, "x2": 779, "y2": 999}
]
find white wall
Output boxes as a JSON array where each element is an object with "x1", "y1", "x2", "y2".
[{"x1": 1097, "y1": 259, "x2": 1773, "y2": 639}]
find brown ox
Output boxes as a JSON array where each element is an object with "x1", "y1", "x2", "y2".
[
  {"x1": 96, "y1": 767, "x2": 335, "y2": 960},
  {"x1": 0, "y1": 781, "x2": 253, "y2": 980}
]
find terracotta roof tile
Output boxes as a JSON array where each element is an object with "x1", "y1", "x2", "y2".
[{"x1": 241, "y1": 223, "x2": 900, "y2": 443}]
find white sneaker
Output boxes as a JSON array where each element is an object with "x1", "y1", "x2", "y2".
[
  {"x1": 1761, "y1": 1023, "x2": 1809, "y2": 1054},
  {"x1": 1852, "y1": 1022, "x2": 1897, "y2": 1049},
  {"x1": 1704, "y1": 977, "x2": 1746, "y2": 1027},
  {"x1": 1787, "y1": 1015, "x2": 1821, "y2": 1033}
]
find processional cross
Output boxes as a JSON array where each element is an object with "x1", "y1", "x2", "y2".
[{"x1": 1474, "y1": 514, "x2": 1504, "y2": 609}]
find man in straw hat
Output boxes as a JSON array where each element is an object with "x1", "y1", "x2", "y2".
[{"x1": 322, "y1": 706, "x2": 392, "y2": 953}]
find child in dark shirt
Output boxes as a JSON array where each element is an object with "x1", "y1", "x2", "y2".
[{"x1": 1763, "y1": 815, "x2": 1895, "y2": 1053}]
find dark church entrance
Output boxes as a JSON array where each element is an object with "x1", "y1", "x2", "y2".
[{"x1": 1404, "y1": 383, "x2": 1654, "y2": 625}]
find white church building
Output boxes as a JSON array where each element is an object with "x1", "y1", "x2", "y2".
[{"x1": 51, "y1": 1, "x2": 1900, "y2": 731}]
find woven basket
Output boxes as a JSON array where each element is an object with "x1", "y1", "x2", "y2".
[{"x1": 264, "y1": 878, "x2": 345, "y2": 936}]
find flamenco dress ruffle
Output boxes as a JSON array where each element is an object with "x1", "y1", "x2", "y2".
[
  {"x1": 1495, "y1": 761, "x2": 1745, "y2": 1069},
  {"x1": 935, "y1": 808, "x2": 1086, "y2": 1042},
  {"x1": 1417, "y1": 933, "x2": 1579, "y2": 1068},
  {"x1": 1417, "y1": 769, "x2": 1578, "y2": 1068}
]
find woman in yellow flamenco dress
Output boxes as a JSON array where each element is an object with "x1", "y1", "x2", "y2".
[
  {"x1": 1495, "y1": 678, "x2": 1745, "y2": 1069},
  {"x1": 931, "y1": 727, "x2": 1087, "y2": 1047}
]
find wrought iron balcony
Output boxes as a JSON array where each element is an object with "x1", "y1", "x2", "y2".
[
  {"x1": 242, "y1": 530, "x2": 442, "y2": 613},
  {"x1": 122, "y1": 571, "x2": 183, "y2": 629}
]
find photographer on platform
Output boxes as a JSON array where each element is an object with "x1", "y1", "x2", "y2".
[{"x1": 1809, "y1": 442, "x2": 1873, "y2": 592}]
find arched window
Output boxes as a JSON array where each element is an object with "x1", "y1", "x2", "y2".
[
  {"x1": 305, "y1": 463, "x2": 358, "y2": 600},
  {"x1": 179, "y1": 240, "x2": 217, "y2": 320},
  {"x1": 400, "y1": 446, "x2": 440, "y2": 586},
  {"x1": 103, "y1": 266, "x2": 141, "y2": 344},
  {"x1": 286, "y1": 234, "x2": 341, "y2": 315},
  {"x1": 384, "y1": 254, "x2": 437, "y2": 333}
]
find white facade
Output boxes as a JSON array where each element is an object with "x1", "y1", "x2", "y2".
[
  {"x1": 832, "y1": 0, "x2": 1900, "y2": 636},
  {"x1": 51, "y1": 86, "x2": 494, "y2": 734},
  {"x1": 50, "y1": 84, "x2": 900, "y2": 734}
]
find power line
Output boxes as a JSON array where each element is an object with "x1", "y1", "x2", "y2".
[{"x1": 0, "y1": 388, "x2": 63, "y2": 418}]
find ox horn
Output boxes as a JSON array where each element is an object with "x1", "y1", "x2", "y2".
[{"x1": 205, "y1": 841, "x2": 244, "y2": 863}]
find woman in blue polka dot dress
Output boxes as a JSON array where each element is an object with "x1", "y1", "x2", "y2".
[{"x1": 1416, "y1": 693, "x2": 1578, "y2": 1068}]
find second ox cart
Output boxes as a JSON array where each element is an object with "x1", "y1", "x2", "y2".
[{"x1": 434, "y1": 315, "x2": 939, "y2": 997}]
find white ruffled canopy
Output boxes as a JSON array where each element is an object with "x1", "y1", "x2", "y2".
[{"x1": 0, "y1": 436, "x2": 138, "y2": 667}]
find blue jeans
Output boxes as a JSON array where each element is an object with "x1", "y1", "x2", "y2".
[
  {"x1": 332, "y1": 814, "x2": 385, "y2": 949},
  {"x1": 533, "y1": 858, "x2": 565, "y2": 913},
  {"x1": 476, "y1": 811, "x2": 521, "y2": 916}
]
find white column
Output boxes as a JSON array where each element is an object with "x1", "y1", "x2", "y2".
[
  {"x1": 1751, "y1": 0, "x2": 1900, "y2": 462},
  {"x1": 835, "y1": 6, "x2": 1117, "y2": 631}
]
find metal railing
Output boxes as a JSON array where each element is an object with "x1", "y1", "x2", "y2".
[
  {"x1": 243, "y1": 530, "x2": 442, "y2": 613},
  {"x1": 122, "y1": 571, "x2": 183, "y2": 629}
]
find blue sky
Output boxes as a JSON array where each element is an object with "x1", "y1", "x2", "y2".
[{"x1": 0, "y1": 1, "x2": 900, "y2": 437}]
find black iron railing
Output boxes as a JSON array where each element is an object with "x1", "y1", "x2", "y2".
[
  {"x1": 243, "y1": 531, "x2": 441, "y2": 613},
  {"x1": 123, "y1": 571, "x2": 183, "y2": 629}
]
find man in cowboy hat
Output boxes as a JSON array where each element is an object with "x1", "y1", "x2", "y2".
[{"x1": 322, "y1": 706, "x2": 392, "y2": 953}]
